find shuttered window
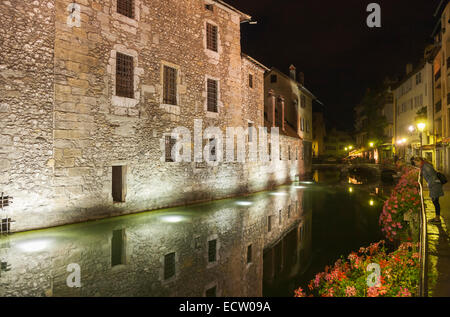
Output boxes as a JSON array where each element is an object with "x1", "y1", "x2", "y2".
[
  {"x1": 116, "y1": 53, "x2": 134, "y2": 98},
  {"x1": 117, "y1": 0, "x2": 134, "y2": 18},
  {"x1": 249, "y1": 74, "x2": 253, "y2": 88},
  {"x1": 207, "y1": 79, "x2": 218, "y2": 112},
  {"x1": 112, "y1": 165, "x2": 127, "y2": 203},
  {"x1": 208, "y1": 239, "x2": 217, "y2": 262},
  {"x1": 164, "y1": 252, "x2": 176, "y2": 280},
  {"x1": 163, "y1": 66, "x2": 177, "y2": 105},
  {"x1": 206, "y1": 23, "x2": 218, "y2": 52}
]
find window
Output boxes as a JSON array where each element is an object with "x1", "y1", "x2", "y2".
[
  {"x1": 268, "y1": 143, "x2": 272, "y2": 161},
  {"x1": 270, "y1": 74, "x2": 277, "y2": 83},
  {"x1": 206, "y1": 23, "x2": 218, "y2": 52},
  {"x1": 288, "y1": 205, "x2": 291, "y2": 218},
  {"x1": 306, "y1": 120, "x2": 310, "y2": 133},
  {"x1": 209, "y1": 138, "x2": 217, "y2": 162},
  {"x1": 300, "y1": 95, "x2": 306, "y2": 108},
  {"x1": 279, "y1": 145, "x2": 282, "y2": 160},
  {"x1": 208, "y1": 239, "x2": 217, "y2": 263},
  {"x1": 296, "y1": 147, "x2": 298, "y2": 160},
  {"x1": 247, "y1": 245, "x2": 252, "y2": 264},
  {"x1": 300, "y1": 117, "x2": 305, "y2": 132},
  {"x1": 249, "y1": 74, "x2": 253, "y2": 88},
  {"x1": 268, "y1": 215, "x2": 272, "y2": 232},
  {"x1": 207, "y1": 78, "x2": 218, "y2": 112},
  {"x1": 288, "y1": 146, "x2": 291, "y2": 160},
  {"x1": 111, "y1": 229, "x2": 126, "y2": 267},
  {"x1": 163, "y1": 66, "x2": 177, "y2": 105},
  {"x1": 116, "y1": 52, "x2": 134, "y2": 98},
  {"x1": 164, "y1": 252, "x2": 176, "y2": 280},
  {"x1": 165, "y1": 135, "x2": 177, "y2": 162},
  {"x1": 112, "y1": 165, "x2": 127, "y2": 203},
  {"x1": 248, "y1": 122, "x2": 254, "y2": 142},
  {"x1": 205, "y1": 286, "x2": 216, "y2": 297},
  {"x1": 416, "y1": 72, "x2": 422, "y2": 85},
  {"x1": 117, "y1": 0, "x2": 134, "y2": 18},
  {"x1": 205, "y1": 4, "x2": 214, "y2": 11},
  {"x1": 279, "y1": 210, "x2": 282, "y2": 225}
]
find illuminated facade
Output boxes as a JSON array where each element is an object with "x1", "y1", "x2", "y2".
[
  {"x1": 431, "y1": 1, "x2": 450, "y2": 173},
  {"x1": 393, "y1": 60, "x2": 434, "y2": 163},
  {"x1": 264, "y1": 67, "x2": 317, "y2": 177},
  {"x1": 0, "y1": 0, "x2": 306, "y2": 232}
]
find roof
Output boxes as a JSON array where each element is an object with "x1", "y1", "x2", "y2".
[
  {"x1": 242, "y1": 54, "x2": 270, "y2": 72},
  {"x1": 392, "y1": 60, "x2": 428, "y2": 90},
  {"x1": 266, "y1": 67, "x2": 319, "y2": 100},
  {"x1": 213, "y1": 1, "x2": 251, "y2": 21}
]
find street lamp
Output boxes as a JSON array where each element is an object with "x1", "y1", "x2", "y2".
[
  {"x1": 369, "y1": 142, "x2": 374, "y2": 148},
  {"x1": 417, "y1": 122, "x2": 426, "y2": 158}
]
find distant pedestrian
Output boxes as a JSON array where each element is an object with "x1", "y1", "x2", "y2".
[
  {"x1": 410, "y1": 156, "x2": 415, "y2": 167},
  {"x1": 415, "y1": 157, "x2": 443, "y2": 223}
]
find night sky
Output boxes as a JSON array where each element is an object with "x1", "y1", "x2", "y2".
[{"x1": 226, "y1": 0, "x2": 439, "y2": 132}]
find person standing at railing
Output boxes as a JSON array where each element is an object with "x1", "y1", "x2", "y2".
[{"x1": 415, "y1": 157, "x2": 443, "y2": 223}]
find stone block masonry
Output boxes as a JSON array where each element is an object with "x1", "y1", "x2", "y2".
[{"x1": 0, "y1": 0, "x2": 305, "y2": 232}]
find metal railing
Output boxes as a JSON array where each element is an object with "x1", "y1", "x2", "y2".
[{"x1": 417, "y1": 171, "x2": 428, "y2": 297}]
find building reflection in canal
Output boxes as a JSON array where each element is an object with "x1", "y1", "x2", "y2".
[
  {"x1": 0, "y1": 168, "x2": 384, "y2": 297},
  {"x1": 0, "y1": 184, "x2": 311, "y2": 297}
]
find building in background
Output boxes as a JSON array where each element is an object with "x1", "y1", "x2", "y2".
[
  {"x1": 323, "y1": 128, "x2": 354, "y2": 159},
  {"x1": 264, "y1": 66, "x2": 319, "y2": 177},
  {"x1": 431, "y1": 0, "x2": 450, "y2": 173},
  {"x1": 312, "y1": 111, "x2": 326, "y2": 158},
  {"x1": 393, "y1": 59, "x2": 434, "y2": 163}
]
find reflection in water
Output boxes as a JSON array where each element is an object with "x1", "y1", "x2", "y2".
[{"x1": 0, "y1": 169, "x2": 384, "y2": 297}]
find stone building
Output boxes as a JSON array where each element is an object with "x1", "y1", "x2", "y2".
[
  {"x1": 0, "y1": 0, "x2": 305, "y2": 232},
  {"x1": 264, "y1": 66, "x2": 317, "y2": 177}
]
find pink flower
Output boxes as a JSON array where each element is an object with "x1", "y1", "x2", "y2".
[
  {"x1": 367, "y1": 286, "x2": 379, "y2": 297},
  {"x1": 345, "y1": 286, "x2": 357, "y2": 297},
  {"x1": 397, "y1": 287, "x2": 411, "y2": 297}
]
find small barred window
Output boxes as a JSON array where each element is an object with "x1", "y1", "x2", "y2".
[{"x1": 116, "y1": 52, "x2": 134, "y2": 98}]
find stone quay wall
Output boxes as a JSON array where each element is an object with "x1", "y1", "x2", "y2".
[{"x1": 0, "y1": 0, "x2": 305, "y2": 232}]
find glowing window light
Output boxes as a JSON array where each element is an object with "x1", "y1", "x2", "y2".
[
  {"x1": 369, "y1": 200, "x2": 374, "y2": 206},
  {"x1": 294, "y1": 186, "x2": 306, "y2": 189},
  {"x1": 299, "y1": 181, "x2": 314, "y2": 185}
]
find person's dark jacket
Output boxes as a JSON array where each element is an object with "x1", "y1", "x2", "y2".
[{"x1": 421, "y1": 162, "x2": 444, "y2": 199}]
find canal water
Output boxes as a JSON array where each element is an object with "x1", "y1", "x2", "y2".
[{"x1": 0, "y1": 168, "x2": 386, "y2": 297}]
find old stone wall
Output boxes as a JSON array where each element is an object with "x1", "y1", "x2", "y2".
[
  {"x1": 0, "y1": 1, "x2": 56, "y2": 223},
  {"x1": 1, "y1": 0, "x2": 304, "y2": 232}
]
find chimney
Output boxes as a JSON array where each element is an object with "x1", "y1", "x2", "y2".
[
  {"x1": 299, "y1": 72, "x2": 305, "y2": 86},
  {"x1": 289, "y1": 64, "x2": 296, "y2": 81},
  {"x1": 406, "y1": 64, "x2": 413, "y2": 75}
]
